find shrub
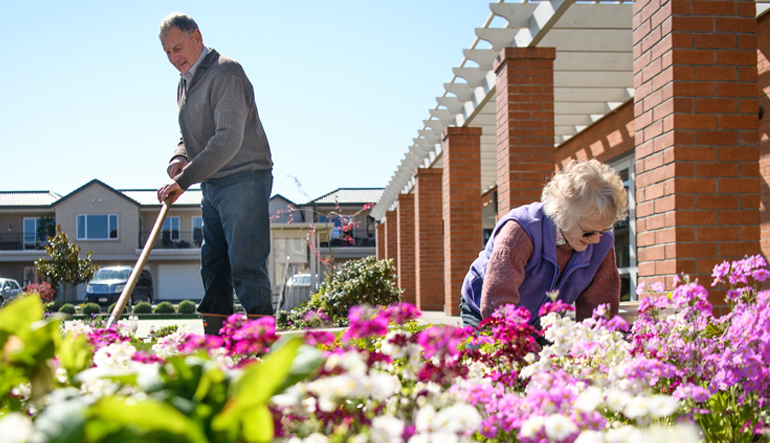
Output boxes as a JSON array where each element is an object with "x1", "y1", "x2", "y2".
[
  {"x1": 59, "y1": 303, "x2": 76, "y2": 315},
  {"x1": 150, "y1": 324, "x2": 179, "y2": 340},
  {"x1": 153, "y1": 301, "x2": 176, "y2": 314},
  {"x1": 82, "y1": 303, "x2": 101, "y2": 316},
  {"x1": 107, "y1": 303, "x2": 117, "y2": 315},
  {"x1": 177, "y1": 300, "x2": 197, "y2": 314},
  {"x1": 45, "y1": 300, "x2": 64, "y2": 313},
  {"x1": 133, "y1": 302, "x2": 152, "y2": 314},
  {"x1": 23, "y1": 282, "x2": 56, "y2": 303},
  {"x1": 276, "y1": 256, "x2": 402, "y2": 328}
]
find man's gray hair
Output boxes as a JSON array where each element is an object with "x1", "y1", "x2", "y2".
[
  {"x1": 159, "y1": 12, "x2": 199, "y2": 39},
  {"x1": 541, "y1": 159, "x2": 628, "y2": 232}
]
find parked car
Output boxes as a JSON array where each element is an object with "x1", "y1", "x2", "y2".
[
  {"x1": 0, "y1": 278, "x2": 22, "y2": 304},
  {"x1": 85, "y1": 266, "x2": 153, "y2": 307}
]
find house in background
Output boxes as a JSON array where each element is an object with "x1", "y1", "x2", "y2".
[{"x1": 0, "y1": 181, "x2": 381, "y2": 307}]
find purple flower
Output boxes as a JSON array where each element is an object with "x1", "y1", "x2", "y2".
[
  {"x1": 342, "y1": 305, "x2": 389, "y2": 341},
  {"x1": 383, "y1": 302, "x2": 422, "y2": 324},
  {"x1": 539, "y1": 299, "x2": 575, "y2": 317}
]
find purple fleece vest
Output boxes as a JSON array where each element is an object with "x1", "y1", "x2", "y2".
[{"x1": 461, "y1": 202, "x2": 614, "y2": 328}]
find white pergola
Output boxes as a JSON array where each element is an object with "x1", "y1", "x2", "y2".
[{"x1": 371, "y1": 0, "x2": 770, "y2": 221}]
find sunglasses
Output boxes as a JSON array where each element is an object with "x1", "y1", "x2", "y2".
[{"x1": 575, "y1": 219, "x2": 614, "y2": 238}]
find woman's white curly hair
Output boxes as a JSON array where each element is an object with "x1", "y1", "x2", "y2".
[{"x1": 541, "y1": 159, "x2": 628, "y2": 232}]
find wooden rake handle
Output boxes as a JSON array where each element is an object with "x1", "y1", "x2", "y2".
[{"x1": 106, "y1": 201, "x2": 171, "y2": 328}]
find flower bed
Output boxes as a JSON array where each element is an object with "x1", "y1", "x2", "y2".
[{"x1": 0, "y1": 256, "x2": 768, "y2": 442}]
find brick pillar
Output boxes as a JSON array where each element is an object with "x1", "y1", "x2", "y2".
[
  {"x1": 397, "y1": 194, "x2": 416, "y2": 304},
  {"x1": 493, "y1": 47, "x2": 557, "y2": 219},
  {"x1": 414, "y1": 167, "x2": 444, "y2": 311},
  {"x1": 384, "y1": 210, "x2": 398, "y2": 271},
  {"x1": 375, "y1": 222, "x2": 385, "y2": 260},
  {"x1": 633, "y1": 0, "x2": 760, "y2": 309},
  {"x1": 442, "y1": 127, "x2": 482, "y2": 316},
  {"x1": 759, "y1": 14, "x2": 770, "y2": 265}
]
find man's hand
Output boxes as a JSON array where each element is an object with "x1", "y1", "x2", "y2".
[
  {"x1": 167, "y1": 158, "x2": 189, "y2": 179},
  {"x1": 157, "y1": 180, "x2": 184, "y2": 204}
]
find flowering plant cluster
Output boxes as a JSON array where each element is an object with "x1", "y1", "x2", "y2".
[{"x1": 0, "y1": 256, "x2": 769, "y2": 442}]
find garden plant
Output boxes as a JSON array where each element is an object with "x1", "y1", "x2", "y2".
[{"x1": 0, "y1": 256, "x2": 768, "y2": 442}]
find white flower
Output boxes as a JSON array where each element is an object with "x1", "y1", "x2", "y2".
[
  {"x1": 575, "y1": 430, "x2": 605, "y2": 443},
  {"x1": 605, "y1": 425, "x2": 636, "y2": 443},
  {"x1": 93, "y1": 342, "x2": 137, "y2": 370},
  {"x1": 116, "y1": 316, "x2": 139, "y2": 336},
  {"x1": 605, "y1": 389, "x2": 631, "y2": 413},
  {"x1": 623, "y1": 395, "x2": 649, "y2": 419},
  {"x1": 519, "y1": 415, "x2": 545, "y2": 439},
  {"x1": 575, "y1": 386, "x2": 603, "y2": 412},
  {"x1": 371, "y1": 415, "x2": 405, "y2": 443},
  {"x1": 0, "y1": 412, "x2": 33, "y2": 443},
  {"x1": 544, "y1": 414, "x2": 578, "y2": 441},
  {"x1": 408, "y1": 434, "x2": 429, "y2": 443},
  {"x1": 431, "y1": 403, "x2": 481, "y2": 434},
  {"x1": 646, "y1": 394, "x2": 678, "y2": 418},
  {"x1": 415, "y1": 404, "x2": 436, "y2": 433},
  {"x1": 303, "y1": 433, "x2": 331, "y2": 443}
]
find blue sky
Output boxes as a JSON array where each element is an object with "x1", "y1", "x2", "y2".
[{"x1": 0, "y1": 1, "x2": 495, "y2": 204}]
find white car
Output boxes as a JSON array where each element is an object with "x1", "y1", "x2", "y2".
[{"x1": 0, "y1": 278, "x2": 22, "y2": 304}]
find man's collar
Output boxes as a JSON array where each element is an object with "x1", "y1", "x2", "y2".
[{"x1": 183, "y1": 46, "x2": 210, "y2": 82}]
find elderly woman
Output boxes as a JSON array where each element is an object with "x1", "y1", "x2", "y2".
[{"x1": 460, "y1": 159, "x2": 628, "y2": 330}]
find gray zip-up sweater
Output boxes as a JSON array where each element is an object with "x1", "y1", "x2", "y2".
[{"x1": 172, "y1": 48, "x2": 273, "y2": 190}]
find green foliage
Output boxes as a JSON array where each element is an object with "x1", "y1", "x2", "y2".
[
  {"x1": 276, "y1": 257, "x2": 402, "y2": 329},
  {"x1": 154, "y1": 301, "x2": 176, "y2": 314},
  {"x1": 81, "y1": 303, "x2": 101, "y2": 316},
  {"x1": 59, "y1": 303, "x2": 76, "y2": 315},
  {"x1": 35, "y1": 225, "x2": 97, "y2": 303},
  {"x1": 150, "y1": 324, "x2": 179, "y2": 341},
  {"x1": 133, "y1": 302, "x2": 153, "y2": 314},
  {"x1": 0, "y1": 295, "x2": 60, "y2": 403},
  {"x1": 177, "y1": 300, "x2": 197, "y2": 314},
  {"x1": 45, "y1": 300, "x2": 64, "y2": 313},
  {"x1": 107, "y1": 303, "x2": 117, "y2": 315}
]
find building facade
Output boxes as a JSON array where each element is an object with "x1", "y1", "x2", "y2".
[{"x1": 372, "y1": 0, "x2": 770, "y2": 316}]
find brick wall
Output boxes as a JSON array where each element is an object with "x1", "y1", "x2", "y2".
[
  {"x1": 397, "y1": 193, "x2": 416, "y2": 304},
  {"x1": 442, "y1": 127, "x2": 482, "y2": 316},
  {"x1": 493, "y1": 47, "x2": 557, "y2": 219},
  {"x1": 555, "y1": 101, "x2": 637, "y2": 168},
  {"x1": 414, "y1": 167, "x2": 444, "y2": 311},
  {"x1": 759, "y1": 12, "x2": 770, "y2": 261},
  {"x1": 384, "y1": 210, "x2": 398, "y2": 271},
  {"x1": 633, "y1": 0, "x2": 760, "y2": 309}
]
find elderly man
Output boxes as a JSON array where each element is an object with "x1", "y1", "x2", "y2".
[{"x1": 156, "y1": 13, "x2": 274, "y2": 335}]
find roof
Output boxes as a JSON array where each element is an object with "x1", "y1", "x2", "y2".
[
  {"x1": 53, "y1": 179, "x2": 139, "y2": 207},
  {"x1": 120, "y1": 189, "x2": 203, "y2": 207},
  {"x1": 308, "y1": 188, "x2": 384, "y2": 205},
  {"x1": 0, "y1": 191, "x2": 61, "y2": 207},
  {"x1": 371, "y1": 0, "x2": 770, "y2": 220}
]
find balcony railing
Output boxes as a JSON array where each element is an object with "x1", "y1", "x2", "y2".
[
  {"x1": 319, "y1": 236, "x2": 376, "y2": 248},
  {"x1": 0, "y1": 234, "x2": 48, "y2": 251},
  {"x1": 139, "y1": 231, "x2": 202, "y2": 249}
]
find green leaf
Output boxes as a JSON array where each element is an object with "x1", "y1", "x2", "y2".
[
  {"x1": 241, "y1": 405, "x2": 274, "y2": 443},
  {"x1": 232, "y1": 336, "x2": 302, "y2": 405},
  {"x1": 85, "y1": 396, "x2": 208, "y2": 443},
  {"x1": 276, "y1": 344, "x2": 324, "y2": 393},
  {"x1": 57, "y1": 332, "x2": 93, "y2": 384},
  {"x1": 0, "y1": 294, "x2": 44, "y2": 339}
]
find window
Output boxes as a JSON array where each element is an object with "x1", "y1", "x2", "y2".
[
  {"x1": 162, "y1": 217, "x2": 180, "y2": 241},
  {"x1": 192, "y1": 217, "x2": 203, "y2": 247},
  {"x1": 77, "y1": 214, "x2": 119, "y2": 240},
  {"x1": 609, "y1": 155, "x2": 637, "y2": 301},
  {"x1": 24, "y1": 217, "x2": 55, "y2": 250}
]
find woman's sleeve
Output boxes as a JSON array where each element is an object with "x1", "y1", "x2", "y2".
[
  {"x1": 480, "y1": 221, "x2": 534, "y2": 319},
  {"x1": 574, "y1": 246, "x2": 620, "y2": 322}
]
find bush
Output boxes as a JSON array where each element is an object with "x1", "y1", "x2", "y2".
[
  {"x1": 59, "y1": 303, "x2": 76, "y2": 315},
  {"x1": 133, "y1": 302, "x2": 152, "y2": 314},
  {"x1": 153, "y1": 301, "x2": 176, "y2": 314},
  {"x1": 276, "y1": 256, "x2": 402, "y2": 329},
  {"x1": 82, "y1": 303, "x2": 101, "y2": 316},
  {"x1": 150, "y1": 324, "x2": 179, "y2": 340},
  {"x1": 107, "y1": 303, "x2": 117, "y2": 315},
  {"x1": 23, "y1": 282, "x2": 56, "y2": 303},
  {"x1": 45, "y1": 300, "x2": 64, "y2": 313},
  {"x1": 177, "y1": 300, "x2": 197, "y2": 314}
]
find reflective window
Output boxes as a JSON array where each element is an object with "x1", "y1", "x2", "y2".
[
  {"x1": 77, "y1": 214, "x2": 119, "y2": 240},
  {"x1": 609, "y1": 155, "x2": 637, "y2": 301}
]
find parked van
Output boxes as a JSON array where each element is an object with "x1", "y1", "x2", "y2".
[{"x1": 85, "y1": 266, "x2": 153, "y2": 307}]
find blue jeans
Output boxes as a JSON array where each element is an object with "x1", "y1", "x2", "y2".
[{"x1": 198, "y1": 170, "x2": 273, "y2": 316}]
